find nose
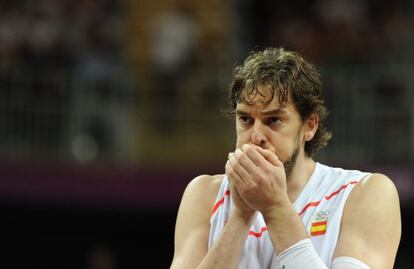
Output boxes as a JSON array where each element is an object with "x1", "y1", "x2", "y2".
[{"x1": 250, "y1": 120, "x2": 267, "y2": 149}]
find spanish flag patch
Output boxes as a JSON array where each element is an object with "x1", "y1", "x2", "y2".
[{"x1": 310, "y1": 210, "x2": 329, "y2": 236}]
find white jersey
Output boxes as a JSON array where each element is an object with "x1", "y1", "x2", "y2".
[{"x1": 208, "y1": 162, "x2": 370, "y2": 268}]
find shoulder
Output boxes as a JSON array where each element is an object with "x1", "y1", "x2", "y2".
[
  {"x1": 171, "y1": 174, "x2": 226, "y2": 268},
  {"x1": 344, "y1": 173, "x2": 401, "y2": 234},
  {"x1": 348, "y1": 173, "x2": 400, "y2": 206},
  {"x1": 334, "y1": 173, "x2": 401, "y2": 267},
  {"x1": 181, "y1": 174, "x2": 225, "y2": 211},
  {"x1": 187, "y1": 174, "x2": 225, "y2": 192},
  {"x1": 344, "y1": 173, "x2": 401, "y2": 226}
]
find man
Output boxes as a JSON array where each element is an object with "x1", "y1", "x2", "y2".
[{"x1": 170, "y1": 48, "x2": 401, "y2": 269}]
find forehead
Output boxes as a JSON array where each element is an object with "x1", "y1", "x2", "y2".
[
  {"x1": 236, "y1": 98, "x2": 288, "y2": 114},
  {"x1": 237, "y1": 84, "x2": 292, "y2": 112}
]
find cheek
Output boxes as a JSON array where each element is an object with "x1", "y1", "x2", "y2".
[
  {"x1": 235, "y1": 135, "x2": 247, "y2": 149},
  {"x1": 272, "y1": 144, "x2": 291, "y2": 162},
  {"x1": 269, "y1": 133, "x2": 297, "y2": 159},
  {"x1": 235, "y1": 128, "x2": 250, "y2": 148}
]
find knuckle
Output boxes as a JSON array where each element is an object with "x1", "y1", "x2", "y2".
[
  {"x1": 235, "y1": 148, "x2": 243, "y2": 156},
  {"x1": 239, "y1": 186, "x2": 248, "y2": 196},
  {"x1": 225, "y1": 164, "x2": 235, "y2": 176},
  {"x1": 238, "y1": 152, "x2": 248, "y2": 163},
  {"x1": 228, "y1": 169, "x2": 236, "y2": 178},
  {"x1": 245, "y1": 145, "x2": 255, "y2": 156},
  {"x1": 262, "y1": 165, "x2": 271, "y2": 174},
  {"x1": 230, "y1": 158, "x2": 242, "y2": 170},
  {"x1": 257, "y1": 174, "x2": 268, "y2": 183},
  {"x1": 239, "y1": 151, "x2": 251, "y2": 165}
]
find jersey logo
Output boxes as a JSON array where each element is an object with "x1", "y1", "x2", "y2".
[{"x1": 310, "y1": 210, "x2": 329, "y2": 236}]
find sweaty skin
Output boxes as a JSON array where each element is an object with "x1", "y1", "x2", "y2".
[{"x1": 170, "y1": 84, "x2": 401, "y2": 269}]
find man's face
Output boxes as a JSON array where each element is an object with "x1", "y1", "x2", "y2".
[{"x1": 235, "y1": 84, "x2": 305, "y2": 177}]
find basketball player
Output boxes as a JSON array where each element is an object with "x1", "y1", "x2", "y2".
[{"x1": 170, "y1": 48, "x2": 401, "y2": 268}]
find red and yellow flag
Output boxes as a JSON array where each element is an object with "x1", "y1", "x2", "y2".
[{"x1": 310, "y1": 220, "x2": 327, "y2": 236}]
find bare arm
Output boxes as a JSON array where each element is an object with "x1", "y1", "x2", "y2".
[
  {"x1": 333, "y1": 173, "x2": 401, "y2": 269},
  {"x1": 170, "y1": 174, "x2": 255, "y2": 269},
  {"x1": 228, "y1": 144, "x2": 401, "y2": 268},
  {"x1": 170, "y1": 175, "x2": 216, "y2": 268},
  {"x1": 228, "y1": 144, "x2": 309, "y2": 254},
  {"x1": 196, "y1": 208, "x2": 255, "y2": 269}
]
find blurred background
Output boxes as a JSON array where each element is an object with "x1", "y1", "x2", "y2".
[{"x1": 0, "y1": 0, "x2": 413, "y2": 268}]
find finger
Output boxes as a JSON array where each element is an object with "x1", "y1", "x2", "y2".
[
  {"x1": 227, "y1": 180, "x2": 251, "y2": 210},
  {"x1": 254, "y1": 145, "x2": 283, "y2": 166},
  {"x1": 228, "y1": 151, "x2": 251, "y2": 183},
  {"x1": 225, "y1": 159, "x2": 246, "y2": 186},
  {"x1": 233, "y1": 148, "x2": 260, "y2": 176},
  {"x1": 241, "y1": 144, "x2": 266, "y2": 167}
]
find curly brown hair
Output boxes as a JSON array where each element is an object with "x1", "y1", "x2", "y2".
[{"x1": 227, "y1": 47, "x2": 332, "y2": 157}]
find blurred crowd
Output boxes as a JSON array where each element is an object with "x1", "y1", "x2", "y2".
[
  {"x1": 0, "y1": 0, "x2": 122, "y2": 87},
  {"x1": 0, "y1": 0, "x2": 135, "y2": 162},
  {"x1": 0, "y1": 0, "x2": 413, "y2": 164},
  {"x1": 239, "y1": 0, "x2": 414, "y2": 64},
  {"x1": 0, "y1": 1, "x2": 413, "y2": 268}
]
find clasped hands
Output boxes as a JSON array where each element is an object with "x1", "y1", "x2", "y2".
[{"x1": 225, "y1": 144, "x2": 289, "y2": 219}]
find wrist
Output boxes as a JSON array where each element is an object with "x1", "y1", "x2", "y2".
[
  {"x1": 231, "y1": 207, "x2": 257, "y2": 225},
  {"x1": 261, "y1": 196, "x2": 291, "y2": 223},
  {"x1": 262, "y1": 202, "x2": 308, "y2": 254}
]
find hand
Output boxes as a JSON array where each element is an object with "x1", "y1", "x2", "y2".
[
  {"x1": 225, "y1": 154, "x2": 256, "y2": 221},
  {"x1": 227, "y1": 144, "x2": 290, "y2": 215}
]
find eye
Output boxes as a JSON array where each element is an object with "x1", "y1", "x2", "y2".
[
  {"x1": 268, "y1": 117, "x2": 281, "y2": 125},
  {"x1": 238, "y1": 116, "x2": 253, "y2": 125}
]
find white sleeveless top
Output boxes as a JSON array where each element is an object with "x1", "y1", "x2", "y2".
[{"x1": 208, "y1": 162, "x2": 370, "y2": 268}]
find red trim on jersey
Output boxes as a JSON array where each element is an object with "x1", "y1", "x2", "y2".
[
  {"x1": 211, "y1": 190, "x2": 230, "y2": 216},
  {"x1": 298, "y1": 201, "x2": 321, "y2": 215},
  {"x1": 325, "y1": 181, "x2": 358, "y2": 200},
  {"x1": 298, "y1": 180, "x2": 358, "y2": 216},
  {"x1": 248, "y1": 226, "x2": 268, "y2": 238}
]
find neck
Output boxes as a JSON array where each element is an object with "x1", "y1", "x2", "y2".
[{"x1": 286, "y1": 155, "x2": 316, "y2": 203}]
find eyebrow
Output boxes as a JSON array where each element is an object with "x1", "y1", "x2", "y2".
[
  {"x1": 261, "y1": 108, "x2": 286, "y2": 116},
  {"x1": 235, "y1": 108, "x2": 286, "y2": 116}
]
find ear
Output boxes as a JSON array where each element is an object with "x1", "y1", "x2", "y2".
[{"x1": 303, "y1": 114, "x2": 319, "y2": 142}]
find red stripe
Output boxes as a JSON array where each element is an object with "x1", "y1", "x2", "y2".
[
  {"x1": 311, "y1": 221, "x2": 327, "y2": 227},
  {"x1": 325, "y1": 181, "x2": 358, "y2": 200},
  {"x1": 248, "y1": 226, "x2": 268, "y2": 238},
  {"x1": 211, "y1": 190, "x2": 230, "y2": 216},
  {"x1": 298, "y1": 201, "x2": 320, "y2": 215},
  {"x1": 298, "y1": 180, "x2": 358, "y2": 216}
]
